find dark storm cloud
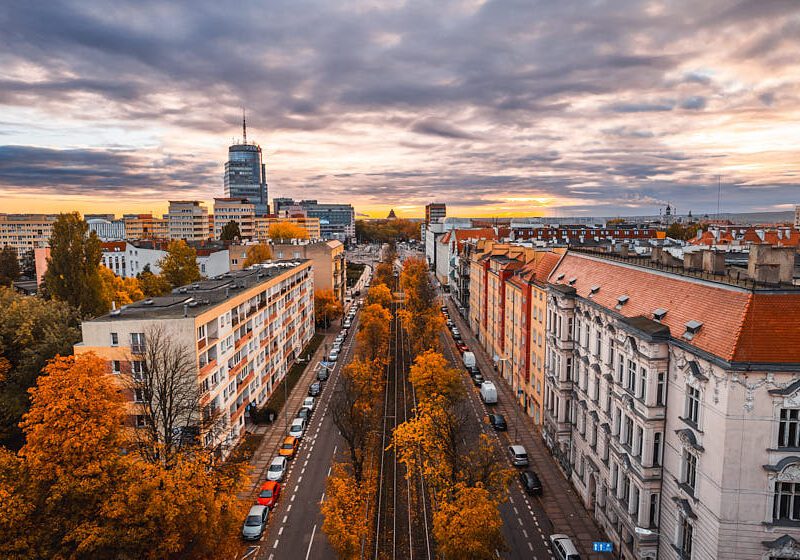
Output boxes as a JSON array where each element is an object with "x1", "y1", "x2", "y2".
[{"x1": 0, "y1": 0, "x2": 798, "y2": 214}]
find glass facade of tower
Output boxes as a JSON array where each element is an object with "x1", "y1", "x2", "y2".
[{"x1": 224, "y1": 143, "x2": 269, "y2": 216}]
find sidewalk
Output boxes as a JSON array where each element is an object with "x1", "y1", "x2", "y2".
[
  {"x1": 239, "y1": 324, "x2": 338, "y2": 499},
  {"x1": 444, "y1": 297, "x2": 609, "y2": 559}
]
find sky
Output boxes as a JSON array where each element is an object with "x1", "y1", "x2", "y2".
[{"x1": 1, "y1": 0, "x2": 799, "y2": 219}]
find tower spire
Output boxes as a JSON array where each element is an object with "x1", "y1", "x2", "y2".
[{"x1": 242, "y1": 107, "x2": 247, "y2": 144}]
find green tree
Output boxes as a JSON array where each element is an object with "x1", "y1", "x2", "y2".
[
  {"x1": 0, "y1": 246, "x2": 20, "y2": 286},
  {"x1": 0, "y1": 287, "x2": 80, "y2": 449},
  {"x1": 219, "y1": 220, "x2": 241, "y2": 241},
  {"x1": 44, "y1": 212, "x2": 105, "y2": 317},
  {"x1": 158, "y1": 240, "x2": 201, "y2": 288},
  {"x1": 137, "y1": 264, "x2": 172, "y2": 297}
]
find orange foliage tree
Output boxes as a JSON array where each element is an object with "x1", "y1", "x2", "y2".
[
  {"x1": 321, "y1": 464, "x2": 373, "y2": 560},
  {"x1": 268, "y1": 222, "x2": 309, "y2": 241},
  {"x1": 99, "y1": 265, "x2": 145, "y2": 310},
  {"x1": 373, "y1": 262, "x2": 395, "y2": 289},
  {"x1": 365, "y1": 283, "x2": 392, "y2": 310},
  {"x1": 433, "y1": 485, "x2": 505, "y2": 560},
  {"x1": 408, "y1": 350, "x2": 463, "y2": 405},
  {"x1": 243, "y1": 243, "x2": 272, "y2": 267},
  {"x1": 315, "y1": 289, "x2": 343, "y2": 328},
  {"x1": 356, "y1": 303, "x2": 392, "y2": 365}
]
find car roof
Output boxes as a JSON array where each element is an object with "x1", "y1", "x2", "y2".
[
  {"x1": 249, "y1": 504, "x2": 267, "y2": 514},
  {"x1": 260, "y1": 480, "x2": 279, "y2": 489},
  {"x1": 282, "y1": 435, "x2": 297, "y2": 443},
  {"x1": 291, "y1": 417, "x2": 305, "y2": 426},
  {"x1": 510, "y1": 444, "x2": 527, "y2": 453},
  {"x1": 270, "y1": 456, "x2": 286, "y2": 465}
]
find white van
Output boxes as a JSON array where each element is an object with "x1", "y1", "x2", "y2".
[
  {"x1": 462, "y1": 351, "x2": 476, "y2": 369},
  {"x1": 480, "y1": 381, "x2": 498, "y2": 404},
  {"x1": 289, "y1": 417, "x2": 306, "y2": 439},
  {"x1": 549, "y1": 534, "x2": 581, "y2": 560}
]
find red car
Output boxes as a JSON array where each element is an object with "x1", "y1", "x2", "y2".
[{"x1": 257, "y1": 480, "x2": 281, "y2": 508}]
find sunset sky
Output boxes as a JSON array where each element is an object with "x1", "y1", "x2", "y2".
[{"x1": 1, "y1": 0, "x2": 799, "y2": 218}]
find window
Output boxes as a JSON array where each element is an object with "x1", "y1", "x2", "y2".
[
  {"x1": 110, "y1": 332, "x2": 118, "y2": 346},
  {"x1": 638, "y1": 366, "x2": 647, "y2": 400},
  {"x1": 774, "y1": 481, "x2": 800, "y2": 522},
  {"x1": 135, "y1": 415, "x2": 147, "y2": 428},
  {"x1": 623, "y1": 416, "x2": 633, "y2": 446},
  {"x1": 626, "y1": 359, "x2": 636, "y2": 393},
  {"x1": 678, "y1": 516, "x2": 694, "y2": 559},
  {"x1": 130, "y1": 332, "x2": 145, "y2": 353},
  {"x1": 682, "y1": 451, "x2": 697, "y2": 492},
  {"x1": 685, "y1": 386, "x2": 701, "y2": 425},
  {"x1": 652, "y1": 432, "x2": 663, "y2": 467},
  {"x1": 656, "y1": 372, "x2": 666, "y2": 406},
  {"x1": 197, "y1": 325, "x2": 206, "y2": 341},
  {"x1": 134, "y1": 388, "x2": 145, "y2": 403},
  {"x1": 595, "y1": 331, "x2": 602, "y2": 356},
  {"x1": 111, "y1": 360, "x2": 121, "y2": 374},
  {"x1": 649, "y1": 493, "x2": 660, "y2": 527},
  {"x1": 131, "y1": 360, "x2": 146, "y2": 380},
  {"x1": 566, "y1": 357, "x2": 573, "y2": 381},
  {"x1": 779, "y1": 409, "x2": 800, "y2": 448}
]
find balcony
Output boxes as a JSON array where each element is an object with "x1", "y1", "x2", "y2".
[{"x1": 199, "y1": 358, "x2": 217, "y2": 376}]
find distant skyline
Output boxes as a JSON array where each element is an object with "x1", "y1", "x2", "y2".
[{"x1": 1, "y1": 1, "x2": 799, "y2": 218}]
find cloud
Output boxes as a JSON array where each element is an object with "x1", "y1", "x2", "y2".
[
  {"x1": 679, "y1": 96, "x2": 707, "y2": 110},
  {"x1": 410, "y1": 117, "x2": 478, "y2": 140},
  {"x1": 607, "y1": 102, "x2": 674, "y2": 113}
]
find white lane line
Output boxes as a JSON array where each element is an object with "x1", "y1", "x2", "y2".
[
  {"x1": 287, "y1": 504, "x2": 292, "y2": 512},
  {"x1": 304, "y1": 523, "x2": 317, "y2": 560},
  {"x1": 327, "y1": 466, "x2": 332, "y2": 476},
  {"x1": 320, "y1": 492, "x2": 325, "y2": 503},
  {"x1": 273, "y1": 539, "x2": 279, "y2": 549},
  {"x1": 523, "y1": 529, "x2": 528, "y2": 539},
  {"x1": 291, "y1": 493, "x2": 296, "y2": 502},
  {"x1": 528, "y1": 542, "x2": 534, "y2": 551},
  {"x1": 283, "y1": 515, "x2": 288, "y2": 524},
  {"x1": 278, "y1": 527, "x2": 284, "y2": 536},
  {"x1": 297, "y1": 476, "x2": 303, "y2": 484}
]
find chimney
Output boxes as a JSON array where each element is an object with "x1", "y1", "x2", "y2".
[
  {"x1": 701, "y1": 249, "x2": 726, "y2": 275},
  {"x1": 748, "y1": 244, "x2": 795, "y2": 284},
  {"x1": 183, "y1": 303, "x2": 189, "y2": 317},
  {"x1": 620, "y1": 244, "x2": 630, "y2": 258},
  {"x1": 651, "y1": 246, "x2": 663, "y2": 263},
  {"x1": 683, "y1": 251, "x2": 703, "y2": 271}
]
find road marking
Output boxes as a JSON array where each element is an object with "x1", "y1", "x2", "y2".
[
  {"x1": 297, "y1": 476, "x2": 303, "y2": 484},
  {"x1": 513, "y1": 506, "x2": 519, "y2": 515},
  {"x1": 287, "y1": 504, "x2": 292, "y2": 512},
  {"x1": 523, "y1": 529, "x2": 528, "y2": 538},
  {"x1": 283, "y1": 515, "x2": 288, "y2": 523},
  {"x1": 528, "y1": 542, "x2": 534, "y2": 551},
  {"x1": 304, "y1": 523, "x2": 317, "y2": 560},
  {"x1": 320, "y1": 492, "x2": 325, "y2": 503},
  {"x1": 291, "y1": 493, "x2": 297, "y2": 502},
  {"x1": 327, "y1": 466, "x2": 332, "y2": 476},
  {"x1": 301, "y1": 467, "x2": 306, "y2": 475},
  {"x1": 273, "y1": 539, "x2": 279, "y2": 549},
  {"x1": 278, "y1": 527, "x2": 284, "y2": 536}
]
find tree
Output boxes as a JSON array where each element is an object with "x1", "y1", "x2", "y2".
[
  {"x1": 408, "y1": 350, "x2": 463, "y2": 405},
  {"x1": 19, "y1": 249, "x2": 36, "y2": 279},
  {"x1": 219, "y1": 220, "x2": 241, "y2": 241},
  {"x1": 124, "y1": 325, "x2": 217, "y2": 466},
  {"x1": 315, "y1": 289, "x2": 343, "y2": 328},
  {"x1": 321, "y1": 464, "x2": 372, "y2": 560},
  {"x1": 400, "y1": 257, "x2": 436, "y2": 315},
  {"x1": 137, "y1": 264, "x2": 172, "y2": 297},
  {"x1": 158, "y1": 240, "x2": 201, "y2": 288},
  {"x1": 268, "y1": 222, "x2": 309, "y2": 241},
  {"x1": 433, "y1": 485, "x2": 505, "y2": 560},
  {"x1": 243, "y1": 243, "x2": 272, "y2": 268},
  {"x1": 365, "y1": 283, "x2": 392, "y2": 309},
  {"x1": 373, "y1": 262, "x2": 395, "y2": 289},
  {"x1": 99, "y1": 266, "x2": 144, "y2": 310},
  {"x1": 0, "y1": 246, "x2": 20, "y2": 286},
  {"x1": 44, "y1": 212, "x2": 105, "y2": 317},
  {"x1": 356, "y1": 303, "x2": 392, "y2": 364},
  {"x1": 0, "y1": 287, "x2": 80, "y2": 449}
]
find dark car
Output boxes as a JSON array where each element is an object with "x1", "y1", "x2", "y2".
[
  {"x1": 487, "y1": 413, "x2": 507, "y2": 431},
  {"x1": 456, "y1": 342, "x2": 468, "y2": 353},
  {"x1": 296, "y1": 406, "x2": 312, "y2": 421},
  {"x1": 519, "y1": 469, "x2": 543, "y2": 496},
  {"x1": 308, "y1": 382, "x2": 321, "y2": 397},
  {"x1": 471, "y1": 372, "x2": 484, "y2": 386},
  {"x1": 317, "y1": 368, "x2": 329, "y2": 382}
]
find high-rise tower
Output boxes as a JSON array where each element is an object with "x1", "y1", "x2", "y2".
[{"x1": 224, "y1": 110, "x2": 269, "y2": 216}]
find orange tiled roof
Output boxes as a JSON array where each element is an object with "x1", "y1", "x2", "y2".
[
  {"x1": 549, "y1": 252, "x2": 800, "y2": 363},
  {"x1": 101, "y1": 241, "x2": 127, "y2": 252}
]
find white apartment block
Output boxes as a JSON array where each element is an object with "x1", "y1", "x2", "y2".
[
  {"x1": 543, "y1": 249, "x2": 800, "y2": 560},
  {"x1": 168, "y1": 200, "x2": 211, "y2": 241},
  {"x1": 76, "y1": 263, "x2": 315, "y2": 457},
  {"x1": 213, "y1": 197, "x2": 255, "y2": 240},
  {"x1": 0, "y1": 213, "x2": 57, "y2": 254},
  {"x1": 87, "y1": 218, "x2": 126, "y2": 241}
]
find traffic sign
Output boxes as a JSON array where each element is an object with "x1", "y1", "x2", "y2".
[{"x1": 593, "y1": 542, "x2": 613, "y2": 552}]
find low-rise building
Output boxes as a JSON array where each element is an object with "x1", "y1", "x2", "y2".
[
  {"x1": 123, "y1": 214, "x2": 169, "y2": 240},
  {"x1": 74, "y1": 263, "x2": 314, "y2": 457},
  {"x1": 272, "y1": 240, "x2": 346, "y2": 302},
  {"x1": 543, "y1": 247, "x2": 800, "y2": 560},
  {"x1": 168, "y1": 201, "x2": 211, "y2": 241}
]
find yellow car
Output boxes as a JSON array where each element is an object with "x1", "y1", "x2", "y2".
[{"x1": 278, "y1": 436, "x2": 299, "y2": 459}]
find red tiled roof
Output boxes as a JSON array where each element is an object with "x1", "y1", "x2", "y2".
[
  {"x1": 101, "y1": 241, "x2": 127, "y2": 252},
  {"x1": 549, "y1": 252, "x2": 800, "y2": 363}
]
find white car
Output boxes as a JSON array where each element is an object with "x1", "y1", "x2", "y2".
[
  {"x1": 267, "y1": 456, "x2": 287, "y2": 482},
  {"x1": 343, "y1": 319, "x2": 351, "y2": 328},
  {"x1": 289, "y1": 417, "x2": 306, "y2": 439},
  {"x1": 329, "y1": 350, "x2": 339, "y2": 362},
  {"x1": 303, "y1": 396, "x2": 315, "y2": 412}
]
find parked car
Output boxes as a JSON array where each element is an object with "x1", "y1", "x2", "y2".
[
  {"x1": 267, "y1": 456, "x2": 288, "y2": 481},
  {"x1": 486, "y1": 413, "x2": 507, "y2": 431},
  {"x1": 257, "y1": 480, "x2": 282, "y2": 508},
  {"x1": 328, "y1": 350, "x2": 339, "y2": 362},
  {"x1": 343, "y1": 319, "x2": 351, "y2": 328},
  {"x1": 289, "y1": 417, "x2": 306, "y2": 439},
  {"x1": 471, "y1": 372, "x2": 484, "y2": 386},
  {"x1": 480, "y1": 381, "x2": 498, "y2": 404},
  {"x1": 456, "y1": 342, "x2": 468, "y2": 353},
  {"x1": 317, "y1": 367, "x2": 329, "y2": 382},
  {"x1": 519, "y1": 470, "x2": 543, "y2": 496},
  {"x1": 242, "y1": 504, "x2": 269, "y2": 540},
  {"x1": 303, "y1": 396, "x2": 315, "y2": 412},
  {"x1": 549, "y1": 534, "x2": 581, "y2": 560},
  {"x1": 451, "y1": 328, "x2": 460, "y2": 337},
  {"x1": 296, "y1": 406, "x2": 312, "y2": 421},
  {"x1": 308, "y1": 382, "x2": 321, "y2": 397},
  {"x1": 278, "y1": 436, "x2": 299, "y2": 459},
  {"x1": 508, "y1": 444, "x2": 529, "y2": 467}
]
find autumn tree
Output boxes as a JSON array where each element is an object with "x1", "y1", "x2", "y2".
[
  {"x1": 365, "y1": 282, "x2": 392, "y2": 309},
  {"x1": 219, "y1": 220, "x2": 241, "y2": 241},
  {"x1": 356, "y1": 303, "x2": 392, "y2": 364},
  {"x1": 268, "y1": 222, "x2": 309, "y2": 241},
  {"x1": 158, "y1": 239, "x2": 201, "y2": 288},
  {"x1": 315, "y1": 289, "x2": 343, "y2": 328},
  {"x1": 98, "y1": 266, "x2": 144, "y2": 310},
  {"x1": 44, "y1": 212, "x2": 105, "y2": 317},
  {"x1": 0, "y1": 287, "x2": 80, "y2": 449},
  {"x1": 373, "y1": 262, "x2": 395, "y2": 288},
  {"x1": 400, "y1": 257, "x2": 436, "y2": 315},
  {"x1": 0, "y1": 246, "x2": 20, "y2": 286},
  {"x1": 433, "y1": 485, "x2": 505, "y2": 560},
  {"x1": 408, "y1": 350, "x2": 463, "y2": 405},
  {"x1": 321, "y1": 464, "x2": 372, "y2": 560},
  {"x1": 243, "y1": 243, "x2": 272, "y2": 267},
  {"x1": 137, "y1": 264, "x2": 172, "y2": 297}
]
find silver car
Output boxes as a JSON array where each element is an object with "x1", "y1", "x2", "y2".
[
  {"x1": 242, "y1": 504, "x2": 269, "y2": 540},
  {"x1": 267, "y1": 456, "x2": 288, "y2": 481}
]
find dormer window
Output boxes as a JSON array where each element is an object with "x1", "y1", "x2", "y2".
[
  {"x1": 568, "y1": 277, "x2": 577, "y2": 285},
  {"x1": 616, "y1": 295, "x2": 629, "y2": 309},
  {"x1": 683, "y1": 320, "x2": 703, "y2": 340},
  {"x1": 653, "y1": 308, "x2": 667, "y2": 321},
  {"x1": 589, "y1": 285, "x2": 600, "y2": 295}
]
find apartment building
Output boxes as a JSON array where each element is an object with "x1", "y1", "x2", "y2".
[
  {"x1": 75, "y1": 263, "x2": 314, "y2": 457},
  {"x1": 0, "y1": 213, "x2": 57, "y2": 254},
  {"x1": 543, "y1": 248, "x2": 800, "y2": 560},
  {"x1": 272, "y1": 240, "x2": 346, "y2": 302},
  {"x1": 123, "y1": 214, "x2": 169, "y2": 240},
  {"x1": 167, "y1": 201, "x2": 211, "y2": 241},
  {"x1": 254, "y1": 216, "x2": 322, "y2": 241},
  {"x1": 87, "y1": 217, "x2": 126, "y2": 241},
  {"x1": 214, "y1": 198, "x2": 255, "y2": 240}
]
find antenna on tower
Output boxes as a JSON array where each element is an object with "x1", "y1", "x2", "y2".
[{"x1": 242, "y1": 107, "x2": 247, "y2": 144}]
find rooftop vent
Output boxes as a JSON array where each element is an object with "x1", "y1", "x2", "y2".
[
  {"x1": 683, "y1": 320, "x2": 703, "y2": 340},
  {"x1": 589, "y1": 285, "x2": 600, "y2": 295},
  {"x1": 143, "y1": 299, "x2": 154, "y2": 305},
  {"x1": 568, "y1": 277, "x2": 577, "y2": 285},
  {"x1": 653, "y1": 308, "x2": 667, "y2": 321},
  {"x1": 556, "y1": 273, "x2": 565, "y2": 281},
  {"x1": 615, "y1": 295, "x2": 629, "y2": 309}
]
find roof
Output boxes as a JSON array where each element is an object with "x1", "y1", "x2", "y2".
[
  {"x1": 549, "y1": 252, "x2": 800, "y2": 364},
  {"x1": 101, "y1": 241, "x2": 127, "y2": 252}
]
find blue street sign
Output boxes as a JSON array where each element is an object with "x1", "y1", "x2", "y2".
[{"x1": 593, "y1": 542, "x2": 613, "y2": 552}]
